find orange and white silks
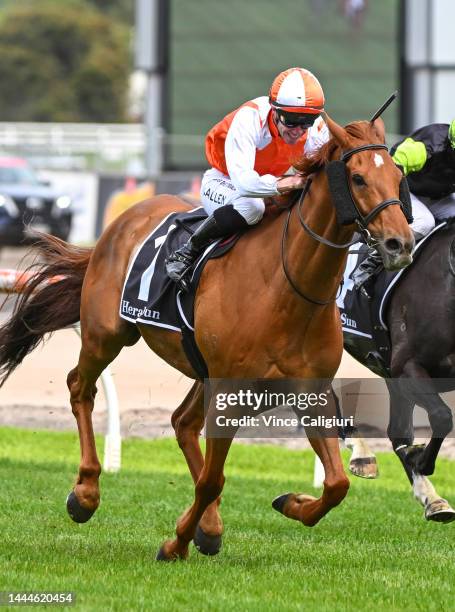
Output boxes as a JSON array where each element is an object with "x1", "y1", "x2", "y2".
[
  {"x1": 206, "y1": 99, "x2": 304, "y2": 178},
  {"x1": 204, "y1": 96, "x2": 328, "y2": 198}
]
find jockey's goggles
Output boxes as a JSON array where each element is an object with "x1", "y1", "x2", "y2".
[{"x1": 276, "y1": 111, "x2": 319, "y2": 129}]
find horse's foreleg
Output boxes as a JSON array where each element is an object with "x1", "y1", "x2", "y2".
[
  {"x1": 386, "y1": 380, "x2": 416, "y2": 483},
  {"x1": 66, "y1": 344, "x2": 122, "y2": 523},
  {"x1": 419, "y1": 405, "x2": 453, "y2": 475},
  {"x1": 171, "y1": 381, "x2": 223, "y2": 555},
  {"x1": 392, "y1": 362, "x2": 453, "y2": 476},
  {"x1": 412, "y1": 472, "x2": 455, "y2": 523},
  {"x1": 345, "y1": 435, "x2": 378, "y2": 479},
  {"x1": 414, "y1": 390, "x2": 453, "y2": 475},
  {"x1": 157, "y1": 435, "x2": 233, "y2": 561},
  {"x1": 273, "y1": 435, "x2": 350, "y2": 526},
  {"x1": 332, "y1": 388, "x2": 378, "y2": 478},
  {"x1": 386, "y1": 376, "x2": 455, "y2": 522}
]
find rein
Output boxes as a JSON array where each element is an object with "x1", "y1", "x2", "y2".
[
  {"x1": 281, "y1": 142, "x2": 404, "y2": 305},
  {"x1": 281, "y1": 201, "x2": 342, "y2": 306},
  {"x1": 296, "y1": 180, "x2": 361, "y2": 250}
]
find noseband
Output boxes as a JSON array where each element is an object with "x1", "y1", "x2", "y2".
[{"x1": 282, "y1": 142, "x2": 411, "y2": 305}]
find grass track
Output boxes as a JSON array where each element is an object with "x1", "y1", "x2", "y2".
[{"x1": 0, "y1": 427, "x2": 454, "y2": 611}]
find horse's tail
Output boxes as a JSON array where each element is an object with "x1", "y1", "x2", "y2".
[{"x1": 0, "y1": 233, "x2": 93, "y2": 387}]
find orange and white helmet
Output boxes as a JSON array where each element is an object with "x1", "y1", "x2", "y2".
[{"x1": 269, "y1": 67, "x2": 325, "y2": 128}]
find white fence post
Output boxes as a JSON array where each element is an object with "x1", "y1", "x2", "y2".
[
  {"x1": 99, "y1": 367, "x2": 122, "y2": 473},
  {"x1": 313, "y1": 455, "x2": 325, "y2": 488}
]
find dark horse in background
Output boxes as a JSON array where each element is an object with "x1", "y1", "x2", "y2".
[
  {"x1": 341, "y1": 221, "x2": 455, "y2": 522},
  {"x1": 0, "y1": 114, "x2": 414, "y2": 561}
]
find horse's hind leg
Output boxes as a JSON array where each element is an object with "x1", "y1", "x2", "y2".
[
  {"x1": 171, "y1": 381, "x2": 223, "y2": 555},
  {"x1": 66, "y1": 330, "x2": 129, "y2": 523},
  {"x1": 391, "y1": 362, "x2": 453, "y2": 475}
]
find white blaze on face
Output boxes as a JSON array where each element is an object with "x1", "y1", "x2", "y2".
[{"x1": 374, "y1": 153, "x2": 384, "y2": 168}]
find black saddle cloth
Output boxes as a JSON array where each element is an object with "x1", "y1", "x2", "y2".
[
  {"x1": 336, "y1": 223, "x2": 446, "y2": 376},
  {"x1": 119, "y1": 207, "x2": 240, "y2": 378}
]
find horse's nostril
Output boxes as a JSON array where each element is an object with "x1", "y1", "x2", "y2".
[{"x1": 384, "y1": 238, "x2": 402, "y2": 253}]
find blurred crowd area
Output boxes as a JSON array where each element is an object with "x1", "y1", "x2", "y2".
[
  {"x1": 312, "y1": 0, "x2": 368, "y2": 29},
  {"x1": 102, "y1": 174, "x2": 201, "y2": 231}
]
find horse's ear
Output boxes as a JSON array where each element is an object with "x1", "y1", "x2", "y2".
[
  {"x1": 323, "y1": 113, "x2": 350, "y2": 149},
  {"x1": 371, "y1": 117, "x2": 386, "y2": 143}
]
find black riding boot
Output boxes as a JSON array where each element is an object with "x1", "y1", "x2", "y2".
[
  {"x1": 352, "y1": 248, "x2": 383, "y2": 297},
  {"x1": 165, "y1": 205, "x2": 248, "y2": 290}
]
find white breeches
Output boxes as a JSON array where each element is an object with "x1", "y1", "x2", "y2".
[
  {"x1": 409, "y1": 194, "x2": 435, "y2": 239},
  {"x1": 200, "y1": 168, "x2": 265, "y2": 225},
  {"x1": 410, "y1": 193, "x2": 455, "y2": 239}
]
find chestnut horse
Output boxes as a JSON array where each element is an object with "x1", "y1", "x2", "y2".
[{"x1": 0, "y1": 115, "x2": 414, "y2": 561}]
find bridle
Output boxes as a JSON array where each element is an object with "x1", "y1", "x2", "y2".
[
  {"x1": 281, "y1": 142, "x2": 406, "y2": 306},
  {"x1": 337, "y1": 144, "x2": 406, "y2": 234}
]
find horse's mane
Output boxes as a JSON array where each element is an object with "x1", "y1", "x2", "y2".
[{"x1": 294, "y1": 120, "x2": 383, "y2": 178}]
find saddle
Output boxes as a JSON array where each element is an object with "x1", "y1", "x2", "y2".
[{"x1": 119, "y1": 207, "x2": 241, "y2": 379}]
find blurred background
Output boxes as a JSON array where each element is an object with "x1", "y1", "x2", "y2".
[{"x1": 0, "y1": 0, "x2": 452, "y2": 246}]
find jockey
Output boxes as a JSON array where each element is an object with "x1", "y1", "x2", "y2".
[
  {"x1": 165, "y1": 67, "x2": 328, "y2": 287},
  {"x1": 354, "y1": 120, "x2": 455, "y2": 290}
]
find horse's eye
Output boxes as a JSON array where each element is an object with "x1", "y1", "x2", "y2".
[{"x1": 352, "y1": 174, "x2": 366, "y2": 186}]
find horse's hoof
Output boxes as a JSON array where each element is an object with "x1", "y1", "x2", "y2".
[
  {"x1": 194, "y1": 525, "x2": 222, "y2": 556},
  {"x1": 349, "y1": 457, "x2": 378, "y2": 479},
  {"x1": 66, "y1": 491, "x2": 96, "y2": 523},
  {"x1": 156, "y1": 546, "x2": 176, "y2": 562},
  {"x1": 272, "y1": 493, "x2": 292, "y2": 515},
  {"x1": 155, "y1": 541, "x2": 187, "y2": 561},
  {"x1": 425, "y1": 499, "x2": 455, "y2": 523}
]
